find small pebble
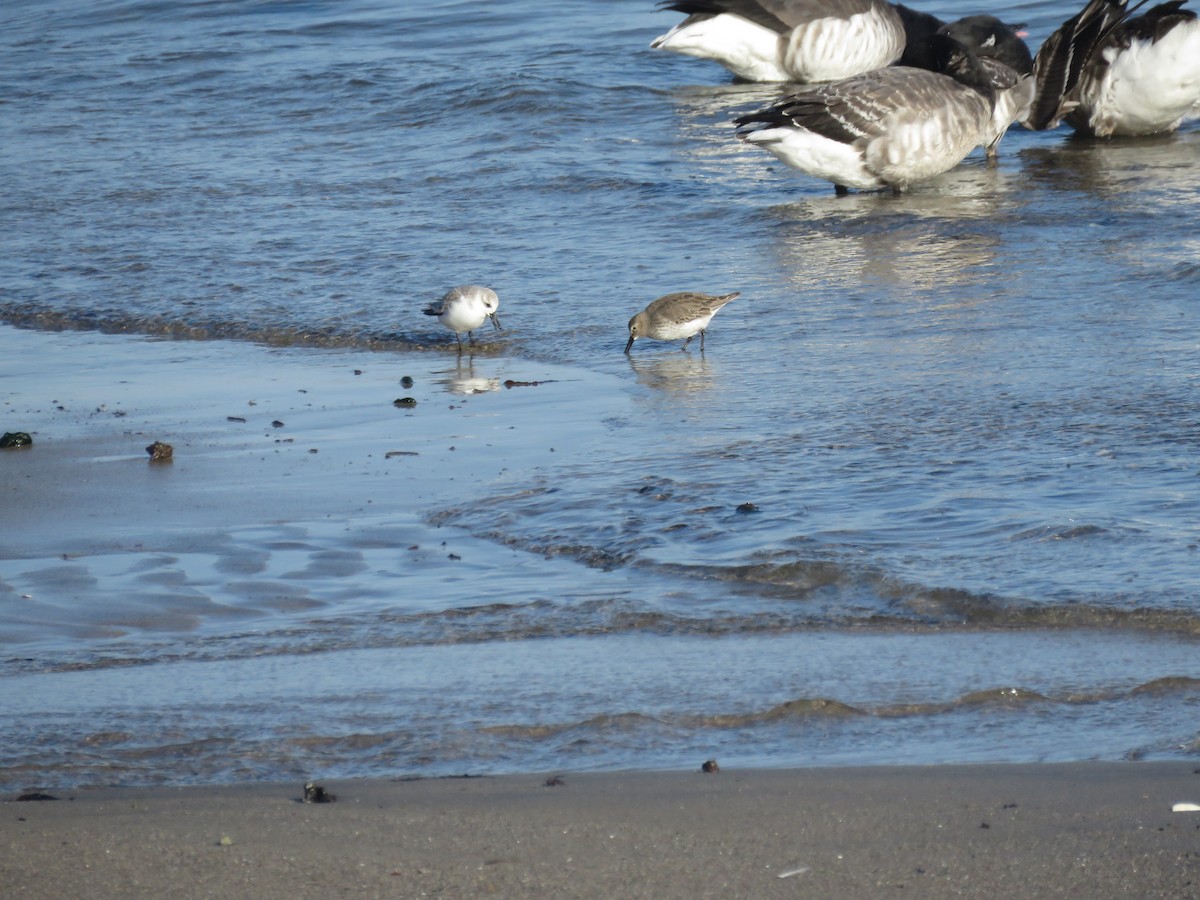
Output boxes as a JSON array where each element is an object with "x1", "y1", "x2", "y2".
[
  {"x1": 303, "y1": 782, "x2": 336, "y2": 803},
  {"x1": 393, "y1": 397, "x2": 418, "y2": 408},
  {"x1": 146, "y1": 441, "x2": 173, "y2": 462},
  {"x1": 701, "y1": 760, "x2": 720, "y2": 774},
  {"x1": 400, "y1": 376, "x2": 414, "y2": 388}
]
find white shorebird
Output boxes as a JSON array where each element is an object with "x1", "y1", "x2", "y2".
[
  {"x1": 423, "y1": 285, "x2": 501, "y2": 350},
  {"x1": 733, "y1": 33, "x2": 997, "y2": 195},
  {"x1": 625, "y1": 291, "x2": 742, "y2": 353},
  {"x1": 650, "y1": 0, "x2": 917, "y2": 83},
  {"x1": 1025, "y1": 0, "x2": 1200, "y2": 136}
]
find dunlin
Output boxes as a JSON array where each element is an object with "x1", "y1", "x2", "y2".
[
  {"x1": 624, "y1": 291, "x2": 741, "y2": 353},
  {"x1": 423, "y1": 285, "x2": 501, "y2": 349}
]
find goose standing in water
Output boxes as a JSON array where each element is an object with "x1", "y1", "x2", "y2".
[
  {"x1": 1022, "y1": 0, "x2": 1137, "y2": 131},
  {"x1": 910, "y1": 16, "x2": 1036, "y2": 158},
  {"x1": 650, "y1": 0, "x2": 941, "y2": 83},
  {"x1": 1029, "y1": 0, "x2": 1200, "y2": 136},
  {"x1": 733, "y1": 33, "x2": 996, "y2": 195}
]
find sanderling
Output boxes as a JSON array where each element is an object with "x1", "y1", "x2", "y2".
[
  {"x1": 625, "y1": 291, "x2": 741, "y2": 353},
  {"x1": 423, "y1": 285, "x2": 501, "y2": 349}
]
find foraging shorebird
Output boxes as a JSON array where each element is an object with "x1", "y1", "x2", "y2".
[
  {"x1": 733, "y1": 33, "x2": 997, "y2": 194},
  {"x1": 625, "y1": 291, "x2": 742, "y2": 353},
  {"x1": 423, "y1": 285, "x2": 501, "y2": 350}
]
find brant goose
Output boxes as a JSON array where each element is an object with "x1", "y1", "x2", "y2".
[
  {"x1": 733, "y1": 34, "x2": 996, "y2": 194},
  {"x1": 1023, "y1": 0, "x2": 1138, "y2": 131},
  {"x1": 651, "y1": 0, "x2": 926, "y2": 82},
  {"x1": 911, "y1": 16, "x2": 1035, "y2": 157},
  {"x1": 1048, "y1": 0, "x2": 1200, "y2": 135}
]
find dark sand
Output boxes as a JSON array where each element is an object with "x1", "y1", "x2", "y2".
[{"x1": 4, "y1": 764, "x2": 1200, "y2": 898}]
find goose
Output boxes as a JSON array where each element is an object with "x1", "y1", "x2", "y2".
[
  {"x1": 909, "y1": 16, "x2": 1035, "y2": 157},
  {"x1": 733, "y1": 33, "x2": 996, "y2": 194},
  {"x1": 651, "y1": 0, "x2": 941, "y2": 83},
  {"x1": 1057, "y1": 0, "x2": 1200, "y2": 136},
  {"x1": 1022, "y1": 0, "x2": 1138, "y2": 131}
]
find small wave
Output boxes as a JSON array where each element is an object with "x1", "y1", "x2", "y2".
[
  {"x1": 482, "y1": 712, "x2": 662, "y2": 741},
  {"x1": 0, "y1": 304, "x2": 445, "y2": 353},
  {"x1": 1011, "y1": 523, "x2": 1109, "y2": 542},
  {"x1": 957, "y1": 687, "x2": 1050, "y2": 707},
  {"x1": 697, "y1": 698, "x2": 864, "y2": 728},
  {"x1": 1129, "y1": 676, "x2": 1200, "y2": 697},
  {"x1": 1167, "y1": 261, "x2": 1200, "y2": 282},
  {"x1": 466, "y1": 678, "x2": 1200, "y2": 746}
]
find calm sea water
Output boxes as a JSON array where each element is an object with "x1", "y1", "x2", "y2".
[{"x1": 2, "y1": 0, "x2": 1200, "y2": 788}]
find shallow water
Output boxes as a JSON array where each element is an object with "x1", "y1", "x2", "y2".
[{"x1": 2, "y1": 0, "x2": 1200, "y2": 787}]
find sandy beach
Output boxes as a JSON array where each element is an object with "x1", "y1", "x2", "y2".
[
  {"x1": 3, "y1": 763, "x2": 1199, "y2": 898},
  {"x1": 4, "y1": 326, "x2": 1200, "y2": 897}
]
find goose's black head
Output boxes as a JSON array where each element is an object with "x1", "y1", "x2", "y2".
[
  {"x1": 908, "y1": 33, "x2": 997, "y2": 103},
  {"x1": 940, "y1": 15, "x2": 1033, "y2": 75}
]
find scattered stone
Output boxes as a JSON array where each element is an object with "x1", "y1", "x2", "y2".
[
  {"x1": 701, "y1": 760, "x2": 720, "y2": 774},
  {"x1": 354, "y1": 369, "x2": 363, "y2": 375},
  {"x1": 393, "y1": 397, "x2": 418, "y2": 408},
  {"x1": 227, "y1": 416, "x2": 247, "y2": 423},
  {"x1": 303, "y1": 782, "x2": 336, "y2": 803},
  {"x1": 146, "y1": 441, "x2": 173, "y2": 462},
  {"x1": 218, "y1": 835, "x2": 233, "y2": 846},
  {"x1": 448, "y1": 552, "x2": 461, "y2": 561},
  {"x1": 271, "y1": 419, "x2": 284, "y2": 428},
  {"x1": 503, "y1": 379, "x2": 555, "y2": 389},
  {"x1": 15, "y1": 792, "x2": 58, "y2": 801},
  {"x1": 735, "y1": 502, "x2": 759, "y2": 514},
  {"x1": 544, "y1": 776, "x2": 565, "y2": 787},
  {"x1": 400, "y1": 376, "x2": 414, "y2": 388},
  {"x1": 0, "y1": 432, "x2": 33, "y2": 449},
  {"x1": 385, "y1": 451, "x2": 419, "y2": 458}
]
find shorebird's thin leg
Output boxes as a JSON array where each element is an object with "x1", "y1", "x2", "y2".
[
  {"x1": 467, "y1": 331, "x2": 476, "y2": 347},
  {"x1": 700, "y1": 330, "x2": 706, "y2": 351},
  {"x1": 455, "y1": 332, "x2": 464, "y2": 351},
  {"x1": 681, "y1": 335, "x2": 692, "y2": 351}
]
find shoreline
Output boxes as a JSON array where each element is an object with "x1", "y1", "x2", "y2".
[{"x1": 4, "y1": 762, "x2": 1199, "y2": 898}]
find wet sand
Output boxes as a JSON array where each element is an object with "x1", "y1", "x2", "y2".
[
  {"x1": 4, "y1": 763, "x2": 1199, "y2": 899},
  {"x1": 1, "y1": 324, "x2": 619, "y2": 563}
]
